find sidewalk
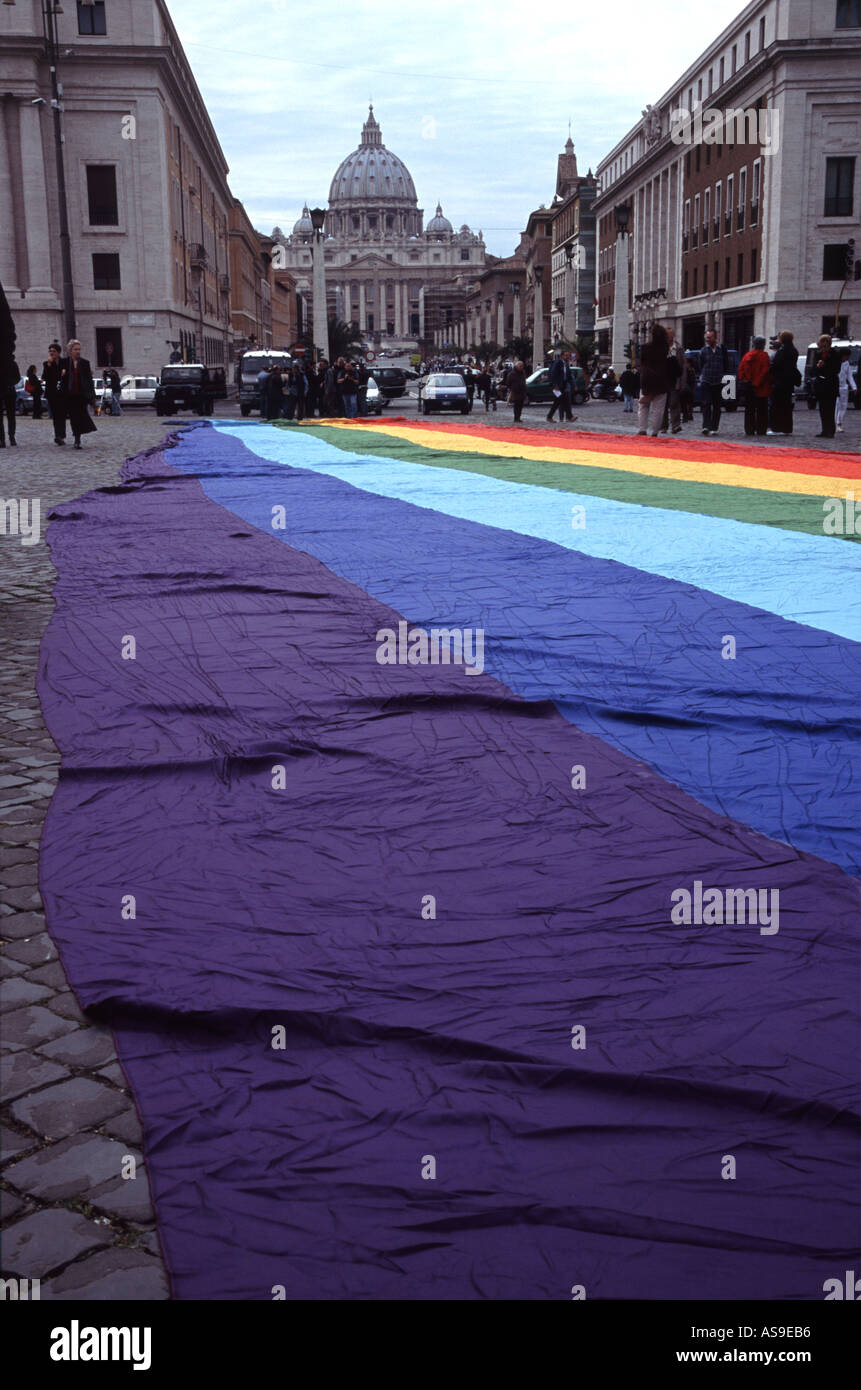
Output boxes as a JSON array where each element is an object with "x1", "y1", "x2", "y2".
[{"x1": 1, "y1": 410, "x2": 174, "y2": 1298}]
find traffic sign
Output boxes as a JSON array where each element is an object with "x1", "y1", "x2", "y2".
[{"x1": 365, "y1": 351, "x2": 376, "y2": 362}]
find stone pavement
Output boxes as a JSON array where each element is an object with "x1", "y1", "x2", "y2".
[
  {"x1": 1, "y1": 398, "x2": 854, "y2": 1299},
  {"x1": 1, "y1": 408, "x2": 177, "y2": 1299}
]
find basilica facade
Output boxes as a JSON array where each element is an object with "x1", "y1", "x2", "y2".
[{"x1": 272, "y1": 107, "x2": 485, "y2": 344}]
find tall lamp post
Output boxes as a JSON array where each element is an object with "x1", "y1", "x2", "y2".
[
  {"x1": 9, "y1": 0, "x2": 77, "y2": 341},
  {"x1": 563, "y1": 243, "x2": 576, "y2": 344},
  {"x1": 309, "y1": 206, "x2": 329, "y2": 365},
  {"x1": 610, "y1": 203, "x2": 630, "y2": 373},
  {"x1": 533, "y1": 265, "x2": 544, "y2": 369}
]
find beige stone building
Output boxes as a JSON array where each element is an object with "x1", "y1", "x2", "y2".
[
  {"x1": 0, "y1": 0, "x2": 234, "y2": 374},
  {"x1": 273, "y1": 107, "x2": 485, "y2": 348},
  {"x1": 593, "y1": 0, "x2": 861, "y2": 359}
]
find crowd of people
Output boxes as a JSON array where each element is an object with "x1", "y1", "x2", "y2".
[
  {"x1": 255, "y1": 357, "x2": 367, "y2": 421},
  {"x1": 1, "y1": 338, "x2": 102, "y2": 449}
]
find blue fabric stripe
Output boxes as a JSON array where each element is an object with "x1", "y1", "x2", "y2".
[
  {"x1": 213, "y1": 421, "x2": 861, "y2": 642},
  {"x1": 167, "y1": 424, "x2": 861, "y2": 874}
]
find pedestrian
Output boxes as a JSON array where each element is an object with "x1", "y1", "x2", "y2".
[
  {"x1": 356, "y1": 360, "x2": 369, "y2": 417},
  {"x1": 660, "y1": 328, "x2": 686, "y2": 433},
  {"x1": 835, "y1": 349, "x2": 857, "y2": 434},
  {"x1": 264, "y1": 364, "x2": 284, "y2": 420},
  {"x1": 476, "y1": 366, "x2": 493, "y2": 411},
  {"x1": 698, "y1": 328, "x2": 729, "y2": 435},
  {"x1": 619, "y1": 361, "x2": 639, "y2": 413},
  {"x1": 812, "y1": 334, "x2": 840, "y2": 439},
  {"x1": 505, "y1": 360, "x2": 528, "y2": 424},
  {"x1": 25, "y1": 364, "x2": 44, "y2": 419},
  {"x1": 737, "y1": 337, "x2": 772, "y2": 436},
  {"x1": 338, "y1": 359, "x2": 359, "y2": 418},
  {"x1": 107, "y1": 365, "x2": 123, "y2": 416},
  {"x1": 681, "y1": 358, "x2": 696, "y2": 421},
  {"x1": 768, "y1": 330, "x2": 799, "y2": 435},
  {"x1": 322, "y1": 358, "x2": 340, "y2": 418},
  {"x1": 547, "y1": 351, "x2": 568, "y2": 422},
  {"x1": 637, "y1": 323, "x2": 678, "y2": 437},
  {"x1": 256, "y1": 365, "x2": 269, "y2": 415},
  {"x1": 59, "y1": 340, "x2": 97, "y2": 448},
  {"x1": 463, "y1": 365, "x2": 476, "y2": 412},
  {"x1": 0, "y1": 354, "x2": 18, "y2": 447},
  {"x1": 43, "y1": 341, "x2": 66, "y2": 445}
]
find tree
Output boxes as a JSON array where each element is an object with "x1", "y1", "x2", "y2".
[
  {"x1": 505, "y1": 334, "x2": 533, "y2": 366},
  {"x1": 472, "y1": 340, "x2": 501, "y2": 362}
]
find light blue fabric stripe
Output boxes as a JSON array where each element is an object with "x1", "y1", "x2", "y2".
[{"x1": 211, "y1": 422, "x2": 861, "y2": 642}]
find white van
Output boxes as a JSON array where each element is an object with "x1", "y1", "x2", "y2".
[{"x1": 801, "y1": 340, "x2": 860, "y2": 409}]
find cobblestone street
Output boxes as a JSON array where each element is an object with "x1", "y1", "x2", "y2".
[{"x1": 1, "y1": 409, "x2": 175, "y2": 1299}]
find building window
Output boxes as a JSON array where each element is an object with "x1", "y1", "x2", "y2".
[
  {"x1": 708, "y1": 67, "x2": 713, "y2": 96},
  {"x1": 737, "y1": 167, "x2": 747, "y2": 230},
  {"x1": 745, "y1": 31, "x2": 751, "y2": 62},
  {"x1": 92, "y1": 253, "x2": 120, "y2": 289},
  {"x1": 704, "y1": 188, "x2": 711, "y2": 241},
  {"x1": 737, "y1": 252, "x2": 744, "y2": 284},
  {"x1": 836, "y1": 0, "x2": 861, "y2": 26},
  {"x1": 683, "y1": 199, "x2": 690, "y2": 252},
  {"x1": 86, "y1": 165, "x2": 118, "y2": 225},
  {"x1": 693, "y1": 195, "x2": 700, "y2": 248},
  {"x1": 823, "y1": 314, "x2": 849, "y2": 337},
  {"x1": 725, "y1": 256, "x2": 731, "y2": 286},
  {"x1": 824, "y1": 156, "x2": 855, "y2": 215},
  {"x1": 731, "y1": 44, "x2": 737, "y2": 74},
  {"x1": 759, "y1": 15, "x2": 766, "y2": 47},
  {"x1": 693, "y1": 267, "x2": 698, "y2": 294},
  {"x1": 823, "y1": 243, "x2": 852, "y2": 279},
  {"x1": 751, "y1": 159, "x2": 761, "y2": 224},
  {"x1": 77, "y1": 1, "x2": 107, "y2": 35},
  {"x1": 683, "y1": 270, "x2": 688, "y2": 297},
  {"x1": 714, "y1": 181, "x2": 722, "y2": 238},
  {"x1": 751, "y1": 247, "x2": 757, "y2": 280},
  {"x1": 703, "y1": 264, "x2": 708, "y2": 292},
  {"x1": 719, "y1": 56, "x2": 725, "y2": 85},
  {"x1": 714, "y1": 259, "x2": 719, "y2": 288},
  {"x1": 95, "y1": 327, "x2": 123, "y2": 368},
  {"x1": 725, "y1": 175, "x2": 733, "y2": 233}
]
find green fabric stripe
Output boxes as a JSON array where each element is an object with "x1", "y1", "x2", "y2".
[{"x1": 279, "y1": 421, "x2": 855, "y2": 542}]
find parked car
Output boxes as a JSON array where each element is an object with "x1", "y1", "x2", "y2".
[
  {"x1": 525, "y1": 365, "x2": 589, "y2": 407},
  {"x1": 685, "y1": 348, "x2": 740, "y2": 411},
  {"x1": 94, "y1": 374, "x2": 160, "y2": 412},
  {"x1": 14, "y1": 378, "x2": 35, "y2": 415},
  {"x1": 371, "y1": 367, "x2": 407, "y2": 399},
  {"x1": 417, "y1": 372, "x2": 470, "y2": 414},
  {"x1": 154, "y1": 364, "x2": 214, "y2": 416},
  {"x1": 801, "y1": 339, "x2": 860, "y2": 410},
  {"x1": 364, "y1": 374, "x2": 385, "y2": 415}
]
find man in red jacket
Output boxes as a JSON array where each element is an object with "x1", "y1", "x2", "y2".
[{"x1": 737, "y1": 336, "x2": 772, "y2": 437}]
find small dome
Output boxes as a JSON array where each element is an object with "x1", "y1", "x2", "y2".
[
  {"x1": 293, "y1": 205, "x2": 313, "y2": 236},
  {"x1": 426, "y1": 202, "x2": 453, "y2": 233}
]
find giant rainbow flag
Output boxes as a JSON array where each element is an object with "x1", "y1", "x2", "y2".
[{"x1": 38, "y1": 417, "x2": 860, "y2": 1299}]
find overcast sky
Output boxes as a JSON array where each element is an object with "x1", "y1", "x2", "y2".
[{"x1": 166, "y1": 0, "x2": 747, "y2": 257}]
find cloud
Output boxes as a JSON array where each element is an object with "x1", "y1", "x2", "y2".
[{"x1": 166, "y1": 0, "x2": 747, "y2": 255}]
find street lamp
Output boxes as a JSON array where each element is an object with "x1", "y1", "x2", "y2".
[
  {"x1": 610, "y1": 205, "x2": 631, "y2": 373},
  {"x1": 533, "y1": 265, "x2": 544, "y2": 368},
  {"x1": 309, "y1": 206, "x2": 329, "y2": 364}
]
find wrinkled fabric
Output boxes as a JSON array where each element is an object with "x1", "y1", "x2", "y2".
[
  {"x1": 171, "y1": 424, "x2": 860, "y2": 875},
  {"x1": 36, "y1": 429, "x2": 859, "y2": 1301}
]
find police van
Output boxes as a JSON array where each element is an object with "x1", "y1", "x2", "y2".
[{"x1": 236, "y1": 350, "x2": 293, "y2": 416}]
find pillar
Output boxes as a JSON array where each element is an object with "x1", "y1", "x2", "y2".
[
  {"x1": 611, "y1": 231, "x2": 630, "y2": 374},
  {"x1": 496, "y1": 293, "x2": 504, "y2": 345},
  {"x1": 358, "y1": 282, "x2": 366, "y2": 331}
]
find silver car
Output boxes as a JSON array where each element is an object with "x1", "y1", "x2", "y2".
[{"x1": 417, "y1": 372, "x2": 470, "y2": 415}]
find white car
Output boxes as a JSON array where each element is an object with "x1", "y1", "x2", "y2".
[
  {"x1": 95, "y1": 374, "x2": 159, "y2": 412},
  {"x1": 417, "y1": 372, "x2": 470, "y2": 415}
]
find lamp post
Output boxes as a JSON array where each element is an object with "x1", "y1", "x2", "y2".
[
  {"x1": 510, "y1": 282, "x2": 521, "y2": 340},
  {"x1": 496, "y1": 290, "x2": 504, "y2": 348},
  {"x1": 610, "y1": 203, "x2": 630, "y2": 374},
  {"x1": 12, "y1": 0, "x2": 77, "y2": 342},
  {"x1": 533, "y1": 265, "x2": 544, "y2": 369},
  {"x1": 563, "y1": 243, "x2": 576, "y2": 344},
  {"x1": 309, "y1": 206, "x2": 329, "y2": 364}
]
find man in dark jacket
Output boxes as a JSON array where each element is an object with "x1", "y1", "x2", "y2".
[
  {"x1": 768, "y1": 331, "x2": 799, "y2": 435},
  {"x1": 505, "y1": 361, "x2": 528, "y2": 424},
  {"x1": 43, "y1": 342, "x2": 66, "y2": 444},
  {"x1": 59, "y1": 340, "x2": 97, "y2": 448},
  {"x1": 699, "y1": 329, "x2": 729, "y2": 435},
  {"x1": 813, "y1": 333, "x2": 840, "y2": 438}
]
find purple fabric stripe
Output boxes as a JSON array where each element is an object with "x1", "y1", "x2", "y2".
[{"x1": 37, "y1": 443, "x2": 859, "y2": 1300}]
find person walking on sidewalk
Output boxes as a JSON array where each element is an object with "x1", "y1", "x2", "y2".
[
  {"x1": 813, "y1": 334, "x2": 840, "y2": 439},
  {"x1": 768, "y1": 330, "x2": 799, "y2": 435},
  {"x1": 619, "y1": 361, "x2": 639, "y2": 413},
  {"x1": 547, "y1": 351, "x2": 568, "y2": 422},
  {"x1": 59, "y1": 340, "x2": 97, "y2": 449},
  {"x1": 699, "y1": 328, "x2": 729, "y2": 435},
  {"x1": 637, "y1": 324, "x2": 679, "y2": 437},
  {"x1": 737, "y1": 337, "x2": 772, "y2": 436},
  {"x1": 660, "y1": 328, "x2": 686, "y2": 434},
  {"x1": 43, "y1": 343, "x2": 66, "y2": 444},
  {"x1": 505, "y1": 360, "x2": 528, "y2": 424},
  {"x1": 106, "y1": 366, "x2": 123, "y2": 416},
  {"x1": 25, "y1": 365, "x2": 44, "y2": 419},
  {"x1": 835, "y1": 348, "x2": 857, "y2": 434}
]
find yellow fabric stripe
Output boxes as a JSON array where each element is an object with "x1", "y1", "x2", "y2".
[{"x1": 316, "y1": 420, "x2": 855, "y2": 498}]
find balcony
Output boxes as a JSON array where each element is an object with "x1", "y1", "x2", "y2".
[{"x1": 190, "y1": 243, "x2": 207, "y2": 269}]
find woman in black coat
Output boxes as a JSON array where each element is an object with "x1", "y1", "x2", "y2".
[
  {"x1": 60, "y1": 340, "x2": 97, "y2": 448},
  {"x1": 812, "y1": 334, "x2": 840, "y2": 439},
  {"x1": 769, "y1": 330, "x2": 799, "y2": 435}
]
